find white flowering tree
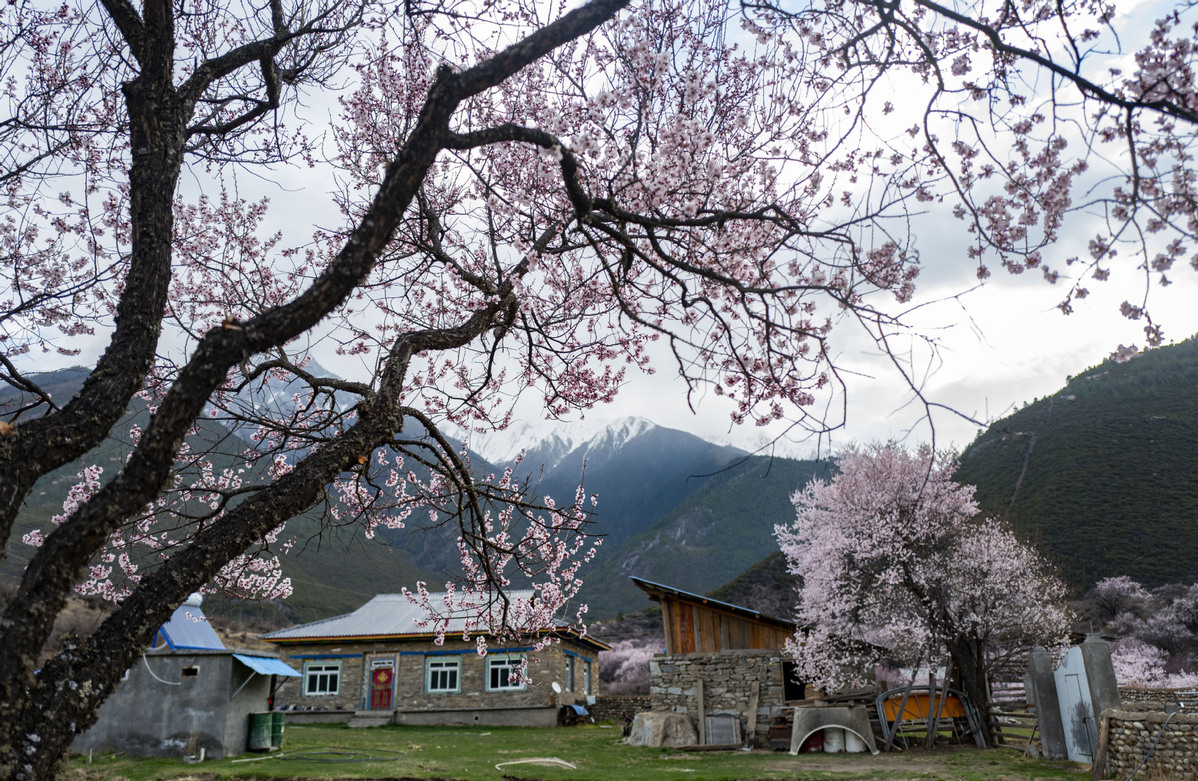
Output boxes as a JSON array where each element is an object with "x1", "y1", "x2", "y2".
[
  {"x1": 776, "y1": 443, "x2": 1071, "y2": 743},
  {"x1": 0, "y1": 0, "x2": 1194, "y2": 776},
  {"x1": 1090, "y1": 576, "x2": 1198, "y2": 687}
]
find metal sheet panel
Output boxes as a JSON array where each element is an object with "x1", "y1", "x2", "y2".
[
  {"x1": 232, "y1": 653, "x2": 301, "y2": 677},
  {"x1": 159, "y1": 605, "x2": 225, "y2": 650},
  {"x1": 1054, "y1": 646, "x2": 1096, "y2": 763},
  {"x1": 261, "y1": 590, "x2": 537, "y2": 641}
]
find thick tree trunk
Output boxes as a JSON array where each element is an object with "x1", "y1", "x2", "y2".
[
  {"x1": 0, "y1": 20, "x2": 183, "y2": 548},
  {"x1": 0, "y1": 44, "x2": 187, "y2": 781},
  {"x1": 947, "y1": 635, "x2": 994, "y2": 747}
]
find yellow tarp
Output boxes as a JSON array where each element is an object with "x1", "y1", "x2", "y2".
[{"x1": 880, "y1": 692, "x2": 967, "y2": 721}]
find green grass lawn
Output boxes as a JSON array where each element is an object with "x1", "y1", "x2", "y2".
[{"x1": 69, "y1": 723, "x2": 1092, "y2": 781}]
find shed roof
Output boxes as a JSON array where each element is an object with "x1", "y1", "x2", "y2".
[
  {"x1": 261, "y1": 591, "x2": 609, "y2": 651},
  {"x1": 232, "y1": 653, "x2": 301, "y2": 677},
  {"x1": 630, "y1": 576, "x2": 798, "y2": 630},
  {"x1": 154, "y1": 604, "x2": 226, "y2": 650}
]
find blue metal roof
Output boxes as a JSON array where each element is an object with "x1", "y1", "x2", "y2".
[
  {"x1": 156, "y1": 604, "x2": 226, "y2": 650},
  {"x1": 232, "y1": 653, "x2": 300, "y2": 677}
]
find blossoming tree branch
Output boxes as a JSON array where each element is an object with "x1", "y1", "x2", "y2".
[{"x1": 0, "y1": 0, "x2": 1193, "y2": 776}]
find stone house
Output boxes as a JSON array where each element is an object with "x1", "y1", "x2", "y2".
[
  {"x1": 262, "y1": 591, "x2": 609, "y2": 727},
  {"x1": 72, "y1": 594, "x2": 300, "y2": 759},
  {"x1": 632, "y1": 576, "x2": 814, "y2": 744}
]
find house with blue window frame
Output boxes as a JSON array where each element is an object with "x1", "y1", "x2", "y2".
[
  {"x1": 72, "y1": 593, "x2": 300, "y2": 759},
  {"x1": 262, "y1": 591, "x2": 609, "y2": 727}
]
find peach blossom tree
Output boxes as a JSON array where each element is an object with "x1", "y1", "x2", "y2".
[{"x1": 776, "y1": 443, "x2": 1071, "y2": 743}]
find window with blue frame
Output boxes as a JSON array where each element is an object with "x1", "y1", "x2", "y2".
[
  {"x1": 426, "y1": 658, "x2": 461, "y2": 693},
  {"x1": 303, "y1": 661, "x2": 341, "y2": 696},
  {"x1": 486, "y1": 655, "x2": 526, "y2": 691}
]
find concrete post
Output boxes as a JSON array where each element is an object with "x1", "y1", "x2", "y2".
[
  {"x1": 1080, "y1": 634, "x2": 1121, "y2": 717},
  {"x1": 1028, "y1": 645, "x2": 1068, "y2": 760}
]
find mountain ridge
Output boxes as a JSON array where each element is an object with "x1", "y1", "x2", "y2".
[
  {"x1": 1, "y1": 367, "x2": 814, "y2": 622},
  {"x1": 954, "y1": 336, "x2": 1198, "y2": 590}
]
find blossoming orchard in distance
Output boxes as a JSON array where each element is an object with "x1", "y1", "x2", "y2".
[{"x1": 0, "y1": 0, "x2": 1193, "y2": 777}]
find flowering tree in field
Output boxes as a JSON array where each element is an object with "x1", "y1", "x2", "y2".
[
  {"x1": 1088, "y1": 575, "x2": 1151, "y2": 623},
  {"x1": 1109, "y1": 638, "x2": 1198, "y2": 688},
  {"x1": 598, "y1": 638, "x2": 659, "y2": 694},
  {"x1": 776, "y1": 443, "x2": 1071, "y2": 743},
  {"x1": 0, "y1": 0, "x2": 1194, "y2": 776},
  {"x1": 1088, "y1": 576, "x2": 1198, "y2": 687}
]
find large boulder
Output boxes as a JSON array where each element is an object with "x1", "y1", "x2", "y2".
[{"x1": 626, "y1": 711, "x2": 697, "y2": 747}]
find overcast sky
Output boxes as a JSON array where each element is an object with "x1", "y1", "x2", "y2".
[{"x1": 584, "y1": 236, "x2": 1198, "y2": 458}]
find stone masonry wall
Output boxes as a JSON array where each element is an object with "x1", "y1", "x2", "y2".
[
  {"x1": 650, "y1": 651, "x2": 800, "y2": 742},
  {"x1": 272, "y1": 639, "x2": 599, "y2": 713},
  {"x1": 1104, "y1": 710, "x2": 1198, "y2": 779}
]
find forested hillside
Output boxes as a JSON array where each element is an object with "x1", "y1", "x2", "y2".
[
  {"x1": 955, "y1": 337, "x2": 1198, "y2": 589},
  {"x1": 19, "y1": 334, "x2": 1198, "y2": 626}
]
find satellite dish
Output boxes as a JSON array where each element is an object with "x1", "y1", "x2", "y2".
[{"x1": 551, "y1": 681, "x2": 562, "y2": 693}]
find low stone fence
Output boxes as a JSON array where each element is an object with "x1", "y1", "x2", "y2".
[
  {"x1": 1102, "y1": 709, "x2": 1198, "y2": 779},
  {"x1": 1118, "y1": 687, "x2": 1198, "y2": 710},
  {"x1": 588, "y1": 694, "x2": 652, "y2": 724}
]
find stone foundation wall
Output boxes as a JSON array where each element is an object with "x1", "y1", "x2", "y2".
[
  {"x1": 1104, "y1": 709, "x2": 1198, "y2": 779},
  {"x1": 649, "y1": 651, "x2": 802, "y2": 742},
  {"x1": 589, "y1": 694, "x2": 652, "y2": 723}
]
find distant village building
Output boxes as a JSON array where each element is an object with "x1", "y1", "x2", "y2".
[
  {"x1": 72, "y1": 594, "x2": 299, "y2": 759},
  {"x1": 261, "y1": 591, "x2": 610, "y2": 727},
  {"x1": 632, "y1": 576, "x2": 814, "y2": 745}
]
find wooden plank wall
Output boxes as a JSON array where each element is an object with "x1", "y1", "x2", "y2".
[{"x1": 665, "y1": 599, "x2": 789, "y2": 653}]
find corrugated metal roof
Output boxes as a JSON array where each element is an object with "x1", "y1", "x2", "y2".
[
  {"x1": 232, "y1": 653, "x2": 301, "y2": 677},
  {"x1": 157, "y1": 604, "x2": 226, "y2": 650},
  {"x1": 261, "y1": 590, "x2": 539, "y2": 641}
]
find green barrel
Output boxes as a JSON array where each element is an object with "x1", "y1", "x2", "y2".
[
  {"x1": 247, "y1": 712, "x2": 272, "y2": 751},
  {"x1": 270, "y1": 711, "x2": 285, "y2": 748}
]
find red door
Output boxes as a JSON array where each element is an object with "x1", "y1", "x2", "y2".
[{"x1": 369, "y1": 664, "x2": 394, "y2": 710}]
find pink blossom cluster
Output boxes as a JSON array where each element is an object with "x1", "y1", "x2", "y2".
[
  {"x1": 327, "y1": 0, "x2": 944, "y2": 437},
  {"x1": 744, "y1": 0, "x2": 1197, "y2": 353},
  {"x1": 1110, "y1": 638, "x2": 1198, "y2": 689},
  {"x1": 400, "y1": 451, "x2": 599, "y2": 664}
]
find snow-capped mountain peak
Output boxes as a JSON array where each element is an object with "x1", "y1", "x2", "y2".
[{"x1": 455, "y1": 416, "x2": 658, "y2": 466}]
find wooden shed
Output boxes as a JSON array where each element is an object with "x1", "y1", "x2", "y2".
[{"x1": 630, "y1": 576, "x2": 795, "y2": 654}]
